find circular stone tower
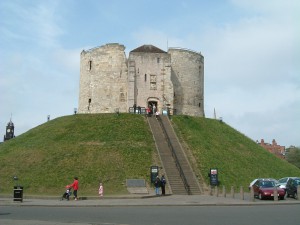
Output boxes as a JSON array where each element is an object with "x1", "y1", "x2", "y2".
[
  {"x1": 78, "y1": 43, "x2": 128, "y2": 114},
  {"x1": 168, "y1": 48, "x2": 204, "y2": 117}
]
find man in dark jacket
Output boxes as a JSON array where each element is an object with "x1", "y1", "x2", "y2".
[{"x1": 160, "y1": 175, "x2": 166, "y2": 195}]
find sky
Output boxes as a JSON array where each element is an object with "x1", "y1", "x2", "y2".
[{"x1": 0, "y1": 0, "x2": 299, "y2": 147}]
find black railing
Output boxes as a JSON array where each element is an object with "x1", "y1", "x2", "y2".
[
  {"x1": 128, "y1": 107, "x2": 146, "y2": 114},
  {"x1": 157, "y1": 116, "x2": 191, "y2": 195}
]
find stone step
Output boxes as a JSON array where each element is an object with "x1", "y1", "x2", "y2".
[{"x1": 148, "y1": 116, "x2": 202, "y2": 195}]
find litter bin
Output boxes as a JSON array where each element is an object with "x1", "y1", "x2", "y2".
[{"x1": 13, "y1": 186, "x2": 23, "y2": 202}]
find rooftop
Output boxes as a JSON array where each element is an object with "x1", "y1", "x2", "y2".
[{"x1": 130, "y1": 45, "x2": 166, "y2": 53}]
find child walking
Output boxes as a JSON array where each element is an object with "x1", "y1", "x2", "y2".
[{"x1": 98, "y1": 183, "x2": 104, "y2": 197}]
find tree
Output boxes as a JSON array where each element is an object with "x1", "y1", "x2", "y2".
[{"x1": 286, "y1": 147, "x2": 300, "y2": 168}]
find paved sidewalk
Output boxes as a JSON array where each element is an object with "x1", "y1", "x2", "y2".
[
  {"x1": 1, "y1": 194, "x2": 300, "y2": 207},
  {"x1": 1, "y1": 194, "x2": 300, "y2": 225}
]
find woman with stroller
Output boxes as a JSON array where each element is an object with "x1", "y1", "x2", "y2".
[{"x1": 69, "y1": 176, "x2": 79, "y2": 200}]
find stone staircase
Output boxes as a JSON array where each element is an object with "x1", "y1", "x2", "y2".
[{"x1": 148, "y1": 115, "x2": 202, "y2": 195}]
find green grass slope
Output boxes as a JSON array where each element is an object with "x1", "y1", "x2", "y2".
[
  {"x1": 171, "y1": 115, "x2": 300, "y2": 190},
  {"x1": 1, "y1": 114, "x2": 299, "y2": 196},
  {"x1": 0, "y1": 114, "x2": 157, "y2": 195}
]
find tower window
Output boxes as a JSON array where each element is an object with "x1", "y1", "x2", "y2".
[
  {"x1": 157, "y1": 58, "x2": 160, "y2": 63},
  {"x1": 145, "y1": 74, "x2": 147, "y2": 82},
  {"x1": 88, "y1": 98, "x2": 91, "y2": 110},
  {"x1": 88, "y1": 60, "x2": 92, "y2": 70}
]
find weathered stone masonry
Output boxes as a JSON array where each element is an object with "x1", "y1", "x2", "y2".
[{"x1": 78, "y1": 43, "x2": 204, "y2": 117}]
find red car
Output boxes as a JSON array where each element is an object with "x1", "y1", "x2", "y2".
[{"x1": 252, "y1": 179, "x2": 285, "y2": 200}]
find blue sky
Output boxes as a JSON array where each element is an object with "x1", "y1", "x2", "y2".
[{"x1": 0, "y1": 0, "x2": 299, "y2": 147}]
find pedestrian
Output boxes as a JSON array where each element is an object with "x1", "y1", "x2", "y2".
[
  {"x1": 70, "y1": 176, "x2": 79, "y2": 200},
  {"x1": 98, "y1": 183, "x2": 104, "y2": 197},
  {"x1": 133, "y1": 104, "x2": 136, "y2": 114},
  {"x1": 154, "y1": 176, "x2": 161, "y2": 195},
  {"x1": 146, "y1": 107, "x2": 151, "y2": 117},
  {"x1": 155, "y1": 110, "x2": 160, "y2": 119},
  {"x1": 153, "y1": 105, "x2": 156, "y2": 113},
  {"x1": 160, "y1": 174, "x2": 166, "y2": 195}
]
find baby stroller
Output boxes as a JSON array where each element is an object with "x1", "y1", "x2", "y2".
[{"x1": 61, "y1": 185, "x2": 72, "y2": 200}]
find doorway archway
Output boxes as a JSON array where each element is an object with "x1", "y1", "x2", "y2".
[{"x1": 147, "y1": 97, "x2": 160, "y2": 114}]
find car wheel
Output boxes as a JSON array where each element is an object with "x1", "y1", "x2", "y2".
[
  {"x1": 294, "y1": 192, "x2": 298, "y2": 200},
  {"x1": 280, "y1": 196, "x2": 284, "y2": 200},
  {"x1": 259, "y1": 193, "x2": 263, "y2": 200}
]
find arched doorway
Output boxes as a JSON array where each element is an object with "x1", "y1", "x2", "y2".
[{"x1": 147, "y1": 97, "x2": 160, "y2": 114}]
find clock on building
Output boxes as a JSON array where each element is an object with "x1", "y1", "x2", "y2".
[{"x1": 4, "y1": 119, "x2": 15, "y2": 142}]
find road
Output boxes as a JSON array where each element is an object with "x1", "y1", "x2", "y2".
[{"x1": 0, "y1": 204, "x2": 299, "y2": 225}]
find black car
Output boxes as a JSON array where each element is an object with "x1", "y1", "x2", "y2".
[{"x1": 286, "y1": 177, "x2": 300, "y2": 199}]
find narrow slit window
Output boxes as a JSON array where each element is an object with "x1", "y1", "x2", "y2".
[
  {"x1": 145, "y1": 74, "x2": 147, "y2": 82},
  {"x1": 89, "y1": 60, "x2": 92, "y2": 70}
]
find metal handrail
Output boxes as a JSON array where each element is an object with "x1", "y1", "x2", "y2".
[{"x1": 157, "y1": 116, "x2": 191, "y2": 195}]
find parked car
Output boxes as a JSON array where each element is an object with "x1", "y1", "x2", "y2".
[
  {"x1": 278, "y1": 177, "x2": 299, "y2": 191},
  {"x1": 249, "y1": 178, "x2": 278, "y2": 190},
  {"x1": 252, "y1": 179, "x2": 285, "y2": 200},
  {"x1": 285, "y1": 177, "x2": 300, "y2": 199},
  {"x1": 249, "y1": 178, "x2": 260, "y2": 190}
]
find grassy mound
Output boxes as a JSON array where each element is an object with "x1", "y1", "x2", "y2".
[
  {"x1": 0, "y1": 114, "x2": 156, "y2": 195},
  {"x1": 1, "y1": 114, "x2": 299, "y2": 196},
  {"x1": 171, "y1": 116, "x2": 300, "y2": 190}
]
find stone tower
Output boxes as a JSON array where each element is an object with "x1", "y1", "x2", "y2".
[
  {"x1": 168, "y1": 48, "x2": 204, "y2": 116},
  {"x1": 128, "y1": 45, "x2": 173, "y2": 113},
  {"x1": 78, "y1": 43, "x2": 128, "y2": 113},
  {"x1": 78, "y1": 43, "x2": 204, "y2": 117}
]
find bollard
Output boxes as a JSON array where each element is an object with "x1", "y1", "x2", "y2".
[
  {"x1": 250, "y1": 186, "x2": 255, "y2": 202},
  {"x1": 297, "y1": 186, "x2": 300, "y2": 200},
  {"x1": 231, "y1": 186, "x2": 235, "y2": 198},
  {"x1": 222, "y1": 186, "x2": 226, "y2": 198},
  {"x1": 209, "y1": 185, "x2": 213, "y2": 196},
  {"x1": 273, "y1": 187, "x2": 278, "y2": 201},
  {"x1": 215, "y1": 186, "x2": 219, "y2": 197},
  {"x1": 240, "y1": 186, "x2": 244, "y2": 200}
]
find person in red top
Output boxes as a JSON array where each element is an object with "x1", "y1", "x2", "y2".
[{"x1": 70, "y1": 177, "x2": 79, "y2": 200}]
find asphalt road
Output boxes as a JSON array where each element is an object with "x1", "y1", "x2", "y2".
[{"x1": 1, "y1": 204, "x2": 299, "y2": 225}]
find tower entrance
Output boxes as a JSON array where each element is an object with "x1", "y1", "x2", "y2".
[
  {"x1": 147, "y1": 97, "x2": 159, "y2": 114},
  {"x1": 148, "y1": 101, "x2": 157, "y2": 114}
]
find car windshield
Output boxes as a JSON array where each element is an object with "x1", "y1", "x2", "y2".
[
  {"x1": 295, "y1": 179, "x2": 300, "y2": 185},
  {"x1": 278, "y1": 178, "x2": 288, "y2": 183},
  {"x1": 261, "y1": 181, "x2": 275, "y2": 187}
]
